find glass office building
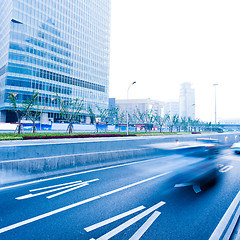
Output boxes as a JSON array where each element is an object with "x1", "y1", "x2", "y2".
[{"x1": 0, "y1": 0, "x2": 110, "y2": 123}]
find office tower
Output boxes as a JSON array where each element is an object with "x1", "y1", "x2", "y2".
[
  {"x1": 0, "y1": 0, "x2": 111, "y2": 123},
  {"x1": 179, "y1": 82, "x2": 195, "y2": 119}
]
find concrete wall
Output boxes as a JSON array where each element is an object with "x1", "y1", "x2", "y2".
[{"x1": 0, "y1": 133, "x2": 239, "y2": 177}]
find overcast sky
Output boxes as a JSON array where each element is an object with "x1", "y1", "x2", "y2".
[{"x1": 109, "y1": 0, "x2": 240, "y2": 122}]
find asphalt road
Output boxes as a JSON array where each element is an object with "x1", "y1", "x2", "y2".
[{"x1": 0, "y1": 149, "x2": 239, "y2": 240}]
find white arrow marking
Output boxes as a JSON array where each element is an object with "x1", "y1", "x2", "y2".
[
  {"x1": 47, "y1": 183, "x2": 88, "y2": 199},
  {"x1": 16, "y1": 179, "x2": 99, "y2": 200},
  {"x1": 30, "y1": 180, "x2": 83, "y2": 192}
]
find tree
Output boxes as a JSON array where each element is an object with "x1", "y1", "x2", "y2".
[
  {"x1": 56, "y1": 95, "x2": 84, "y2": 134},
  {"x1": 8, "y1": 92, "x2": 38, "y2": 134},
  {"x1": 87, "y1": 106, "x2": 96, "y2": 124},
  {"x1": 154, "y1": 115, "x2": 164, "y2": 133},
  {"x1": 164, "y1": 114, "x2": 174, "y2": 133},
  {"x1": 135, "y1": 108, "x2": 148, "y2": 132},
  {"x1": 172, "y1": 114, "x2": 180, "y2": 132},
  {"x1": 25, "y1": 92, "x2": 43, "y2": 133},
  {"x1": 111, "y1": 107, "x2": 125, "y2": 132},
  {"x1": 96, "y1": 105, "x2": 115, "y2": 133},
  {"x1": 180, "y1": 117, "x2": 188, "y2": 132},
  {"x1": 187, "y1": 117, "x2": 193, "y2": 132}
]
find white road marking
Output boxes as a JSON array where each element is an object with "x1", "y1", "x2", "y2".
[
  {"x1": 84, "y1": 206, "x2": 146, "y2": 232},
  {"x1": 219, "y1": 165, "x2": 233, "y2": 173},
  {"x1": 95, "y1": 201, "x2": 165, "y2": 240},
  {"x1": 222, "y1": 204, "x2": 240, "y2": 240},
  {"x1": 47, "y1": 183, "x2": 88, "y2": 199},
  {"x1": 0, "y1": 157, "x2": 163, "y2": 191},
  {"x1": 16, "y1": 179, "x2": 99, "y2": 200},
  {"x1": 0, "y1": 172, "x2": 169, "y2": 234},
  {"x1": 0, "y1": 196, "x2": 100, "y2": 234},
  {"x1": 129, "y1": 211, "x2": 161, "y2": 240},
  {"x1": 209, "y1": 191, "x2": 240, "y2": 240},
  {"x1": 30, "y1": 180, "x2": 83, "y2": 192},
  {"x1": 217, "y1": 164, "x2": 224, "y2": 169},
  {"x1": 16, "y1": 182, "x2": 85, "y2": 200},
  {"x1": 98, "y1": 172, "x2": 170, "y2": 198}
]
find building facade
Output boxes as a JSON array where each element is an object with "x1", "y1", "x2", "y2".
[
  {"x1": 0, "y1": 0, "x2": 111, "y2": 123},
  {"x1": 164, "y1": 101, "x2": 179, "y2": 119},
  {"x1": 116, "y1": 98, "x2": 164, "y2": 117},
  {"x1": 179, "y1": 82, "x2": 195, "y2": 119}
]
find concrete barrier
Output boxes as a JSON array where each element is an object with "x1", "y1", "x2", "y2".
[{"x1": 0, "y1": 132, "x2": 239, "y2": 178}]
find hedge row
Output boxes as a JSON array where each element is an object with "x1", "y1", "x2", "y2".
[{"x1": 22, "y1": 134, "x2": 136, "y2": 140}]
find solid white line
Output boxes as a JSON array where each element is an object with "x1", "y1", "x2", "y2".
[
  {"x1": 223, "y1": 205, "x2": 240, "y2": 240},
  {"x1": 129, "y1": 211, "x2": 161, "y2": 240},
  {"x1": 0, "y1": 173, "x2": 169, "y2": 234},
  {"x1": 47, "y1": 183, "x2": 88, "y2": 199},
  {"x1": 30, "y1": 180, "x2": 83, "y2": 192},
  {"x1": 209, "y1": 191, "x2": 240, "y2": 240},
  {"x1": 99, "y1": 172, "x2": 170, "y2": 198},
  {"x1": 84, "y1": 206, "x2": 146, "y2": 232},
  {"x1": 95, "y1": 201, "x2": 165, "y2": 240},
  {"x1": 0, "y1": 157, "x2": 162, "y2": 191}
]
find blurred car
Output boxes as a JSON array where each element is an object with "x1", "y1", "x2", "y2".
[
  {"x1": 230, "y1": 142, "x2": 240, "y2": 154},
  {"x1": 148, "y1": 139, "x2": 221, "y2": 191}
]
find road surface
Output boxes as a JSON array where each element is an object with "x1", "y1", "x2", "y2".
[{"x1": 0, "y1": 149, "x2": 239, "y2": 239}]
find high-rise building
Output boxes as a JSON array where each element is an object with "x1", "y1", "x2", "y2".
[
  {"x1": 179, "y1": 82, "x2": 195, "y2": 119},
  {"x1": 0, "y1": 0, "x2": 110, "y2": 123}
]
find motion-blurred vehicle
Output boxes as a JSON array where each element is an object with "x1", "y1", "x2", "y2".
[
  {"x1": 231, "y1": 142, "x2": 240, "y2": 154},
  {"x1": 149, "y1": 139, "x2": 221, "y2": 191}
]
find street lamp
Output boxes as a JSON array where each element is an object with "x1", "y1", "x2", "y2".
[
  {"x1": 126, "y1": 81, "x2": 136, "y2": 135},
  {"x1": 213, "y1": 83, "x2": 218, "y2": 124}
]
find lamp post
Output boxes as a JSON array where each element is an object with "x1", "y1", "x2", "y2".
[
  {"x1": 213, "y1": 83, "x2": 218, "y2": 124},
  {"x1": 126, "y1": 81, "x2": 136, "y2": 135}
]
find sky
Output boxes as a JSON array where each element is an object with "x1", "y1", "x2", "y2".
[{"x1": 109, "y1": 0, "x2": 240, "y2": 122}]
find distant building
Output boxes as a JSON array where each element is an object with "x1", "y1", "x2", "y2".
[
  {"x1": 164, "y1": 101, "x2": 179, "y2": 119},
  {"x1": 108, "y1": 98, "x2": 116, "y2": 109},
  {"x1": 179, "y1": 82, "x2": 195, "y2": 119},
  {"x1": 116, "y1": 98, "x2": 164, "y2": 116}
]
